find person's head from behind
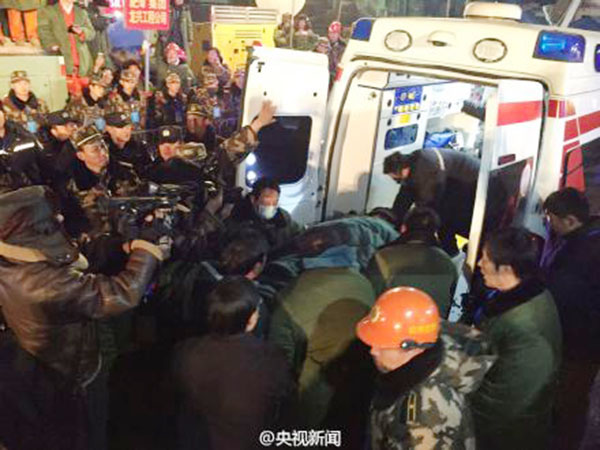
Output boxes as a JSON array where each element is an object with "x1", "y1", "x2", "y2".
[
  {"x1": 402, "y1": 207, "x2": 441, "y2": 242},
  {"x1": 251, "y1": 177, "x2": 281, "y2": 221},
  {"x1": 219, "y1": 230, "x2": 270, "y2": 280},
  {"x1": 383, "y1": 151, "x2": 413, "y2": 183},
  {"x1": 543, "y1": 187, "x2": 590, "y2": 236},
  {"x1": 356, "y1": 287, "x2": 440, "y2": 373},
  {"x1": 478, "y1": 227, "x2": 539, "y2": 292},
  {"x1": 206, "y1": 277, "x2": 261, "y2": 336}
]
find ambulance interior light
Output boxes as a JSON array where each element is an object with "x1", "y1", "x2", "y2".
[
  {"x1": 351, "y1": 19, "x2": 374, "y2": 41},
  {"x1": 534, "y1": 31, "x2": 585, "y2": 62}
]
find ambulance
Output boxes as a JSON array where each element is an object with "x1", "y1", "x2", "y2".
[{"x1": 238, "y1": 1, "x2": 600, "y2": 274}]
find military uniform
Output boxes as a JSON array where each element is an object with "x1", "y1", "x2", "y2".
[
  {"x1": 66, "y1": 74, "x2": 108, "y2": 129},
  {"x1": 2, "y1": 71, "x2": 48, "y2": 133},
  {"x1": 104, "y1": 112, "x2": 153, "y2": 176},
  {"x1": 105, "y1": 70, "x2": 147, "y2": 130},
  {"x1": 0, "y1": 116, "x2": 43, "y2": 190},
  {"x1": 58, "y1": 125, "x2": 141, "y2": 240},
  {"x1": 36, "y1": 110, "x2": 79, "y2": 185},
  {"x1": 370, "y1": 322, "x2": 496, "y2": 450},
  {"x1": 149, "y1": 72, "x2": 188, "y2": 128}
]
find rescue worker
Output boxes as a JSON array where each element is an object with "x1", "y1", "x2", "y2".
[
  {"x1": 383, "y1": 148, "x2": 480, "y2": 255},
  {"x1": 149, "y1": 71, "x2": 188, "y2": 128},
  {"x1": 2, "y1": 70, "x2": 48, "y2": 134},
  {"x1": 0, "y1": 100, "x2": 43, "y2": 190},
  {"x1": 184, "y1": 101, "x2": 217, "y2": 151},
  {"x1": 66, "y1": 73, "x2": 108, "y2": 129},
  {"x1": 0, "y1": 185, "x2": 167, "y2": 450},
  {"x1": 155, "y1": 42, "x2": 196, "y2": 94},
  {"x1": 228, "y1": 177, "x2": 302, "y2": 251},
  {"x1": 366, "y1": 206, "x2": 457, "y2": 318},
  {"x1": 104, "y1": 112, "x2": 152, "y2": 176},
  {"x1": 470, "y1": 227, "x2": 562, "y2": 450},
  {"x1": 357, "y1": 287, "x2": 496, "y2": 450},
  {"x1": 541, "y1": 188, "x2": 600, "y2": 449},
  {"x1": 106, "y1": 68, "x2": 147, "y2": 130},
  {"x1": 269, "y1": 267, "x2": 375, "y2": 438},
  {"x1": 58, "y1": 125, "x2": 141, "y2": 241},
  {"x1": 37, "y1": 0, "x2": 96, "y2": 94},
  {"x1": 36, "y1": 109, "x2": 79, "y2": 184},
  {"x1": 172, "y1": 277, "x2": 295, "y2": 450}
]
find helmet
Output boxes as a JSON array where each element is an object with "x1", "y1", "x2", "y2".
[
  {"x1": 356, "y1": 287, "x2": 440, "y2": 349},
  {"x1": 328, "y1": 21, "x2": 342, "y2": 34}
]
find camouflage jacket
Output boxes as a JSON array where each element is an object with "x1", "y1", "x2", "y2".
[
  {"x1": 2, "y1": 90, "x2": 48, "y2": 133},
  {"x1": 66, "y1": 88, "x2": 107, "y2": 128},
  {"x1": 60, "y1": 158, "x2": 142, "y2": 239},
  {"x1": 105, "y1": 86, "x2": 147, "y2": 130},
  {"x1": 148, "y1": 90, "x2": 187, "y2": 128},
  {"x1": 370, "y1": 322, "x2": 496, "y2": 450}
]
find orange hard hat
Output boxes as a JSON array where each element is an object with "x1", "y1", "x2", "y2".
[{"x1": 356, "y1": 287, "x2": 440, "y2": 349}]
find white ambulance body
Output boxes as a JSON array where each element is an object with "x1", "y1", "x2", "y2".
[{"x1": 239, "y1": 2, "x2": 600, "y2": 272}]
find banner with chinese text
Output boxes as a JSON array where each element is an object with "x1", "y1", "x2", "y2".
[{"x1": 124, "y1": 0, "x2": 169, "y2": 30}]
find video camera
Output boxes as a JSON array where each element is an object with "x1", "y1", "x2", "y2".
[{"x1": 97, "y1": 190, "x2": 188, "y2": 242}]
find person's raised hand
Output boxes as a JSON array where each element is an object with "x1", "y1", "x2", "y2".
[{"x1": 251, "y1": 100, "x2": 277, "y2": 134}]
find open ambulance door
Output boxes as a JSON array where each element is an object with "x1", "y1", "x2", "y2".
[
  {"x1": 465, "y1": 79, "x2": 544, "y2": 273},
  {"x1": 238, "y1": 46, "x2": 330, "y2": 225}
]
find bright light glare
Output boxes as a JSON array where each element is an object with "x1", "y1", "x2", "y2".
[
  {"x1": 247, "y1": 170, "x2": 257, "y2": 182},
  {"x1": 246, "y1": 153, "x2": 257, "y2": 166}
]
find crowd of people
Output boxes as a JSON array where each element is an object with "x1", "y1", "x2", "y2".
[{"x1": 0, "y1": 2, "x2": 599, "y2": 450}]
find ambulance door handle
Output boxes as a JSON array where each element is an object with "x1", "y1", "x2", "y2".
[{"x1": 257, "y1": 62, "x2": 265, "y2": 73}]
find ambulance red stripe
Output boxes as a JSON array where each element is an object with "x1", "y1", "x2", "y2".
[{"x1": 497, "y1": 101, "x2": 542, "y2": 126}]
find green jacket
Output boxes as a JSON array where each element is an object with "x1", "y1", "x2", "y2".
[
  {"x1": 0, "y1": 0, "x2": 45, "y2": 10},
  {"x1": 38, "y1": 4, "x2": 95, "y2": 76},
  {"x1": 469, "y1": 279, "x2": 562, "y2": 450},
  {"x1": 366, "y1": 240, "x2": 457, "y2": 318},
  {"x1": 269, "y1": 267, "x2": 375, "y2": 428}
]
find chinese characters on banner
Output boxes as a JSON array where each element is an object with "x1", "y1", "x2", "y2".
[{"x1": 124, "y1": 0, "x2": 169, "y2": 30}]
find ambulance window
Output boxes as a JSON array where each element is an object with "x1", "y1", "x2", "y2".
[
  {"x1": 247, "y1": 116, "x2": 312, "y2": 186},
  {"x1": 384, "y1": 125, "x2": 419, "y2": 150},
  {"x1": 579, "y1": 139, "x2": 600, "y2": 214}
]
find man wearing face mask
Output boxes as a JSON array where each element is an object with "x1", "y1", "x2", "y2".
[{"x1": 228, "y1": 177, "x2": 301, "y2": 251}]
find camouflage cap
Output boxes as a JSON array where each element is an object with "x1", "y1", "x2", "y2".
[
  {"x1": 165, "y1": 71, "x2": 181, "y2": 83},
  {"x1": 11, "y1": 70, "x2": 29, "y2": 83},
  {"x1": 71, "y1": 125, "x2": 103, "y2": 149},
  {"x1": 105, "y1": 111, "x2": 132, "y2": 128},
  {"x1": 47, "y1": 110, "x2": 77, "y2": 127},
  {"x1": 200, "y1": 67, "x2": 218, "y2": 85},
  {"x1": 186, "y1": 102, "x2": 212, "y2": 119},
  {"x1": 157, "y1": 125, "x2": 183, "y2": 144},
  {"x1": 89, "y1": 73, "x2": 108, "y2": 88},
  {"x1": 120, "y1": 69, "x2": 137, "y2": 82}
]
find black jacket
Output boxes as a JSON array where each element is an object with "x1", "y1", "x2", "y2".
[
  {"x1": 393, "y1": 149, "x2": 479, "y2": 236},
  {"x1": 106, "y1": 135, "x2": 153, "y2": 177},
  {"x1": 173, "y1": 334, "x2": 296, "y2": 450},
  {"x1": 544, "y1": 217, "x2": 600, "y2": 361}
]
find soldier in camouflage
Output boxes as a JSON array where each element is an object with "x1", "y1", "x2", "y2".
[
  {"x1": 66, "y1": 73, "x2": 108, "y2": 130},
  {"x1": 106, "y1": 69, "x2": 147, "y2": 130},
  {"x1": 57, "y1": 125, "x2": 142, "y2": 242},
  {"x1": 1, "y1": 70, "x2": 48, "y2": 134},
  {"x1": 356, "y1": 288, "x2": 496, "y2": 450},
  {"x1": 148, "y1": 71, "x2": 188, "y2": 129}
]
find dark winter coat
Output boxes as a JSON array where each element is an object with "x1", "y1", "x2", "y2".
[
  {"x1": 470, "y1": 278, "x2": 562, "y2": 450},
  {"x1": 173, "y1": 334, "x2": 296, "y2": 450},
  {"x1": 366, "y1": 238, "x2": 457, "y2": 318},
  {"x1": 543, "y1": 217, "x2": 600, "y2": 362},
  {"x1": 106, "y1": 135, "x2": 152, "y2": 177},
  {"x1": 269, "y1": 268, "x2": 375, "y2": 429},
  {"x1": 393, "y1": 149, "x2": 479, "y2": 238}
]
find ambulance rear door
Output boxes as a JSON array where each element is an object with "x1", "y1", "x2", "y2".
[
  {"x1": 239, "y1": 46, "x2": 330, "y2": 225},
  {"x1": 466, "y1": 79, "x2": 545, "y2": 272}
]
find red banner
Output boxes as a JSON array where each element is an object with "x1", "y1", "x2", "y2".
[{"x1": 124, "y1": 0, "x2": 169, "y2": 30}]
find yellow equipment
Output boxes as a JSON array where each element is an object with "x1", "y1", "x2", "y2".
[{"x1": 190, "y1": 5, "x2": 279, "y2": 75}]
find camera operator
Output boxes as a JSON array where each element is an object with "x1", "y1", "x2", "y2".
[
  {"x1": 57, "y1": 125, "x2": 142, "y2": 243},
  {"x1": 0, "y1": 185, "x2": 169, "y2": 450}
]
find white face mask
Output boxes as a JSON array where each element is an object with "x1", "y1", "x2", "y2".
[{"x1": 258, "y1": 204, "x2": 277, "y2": 221}]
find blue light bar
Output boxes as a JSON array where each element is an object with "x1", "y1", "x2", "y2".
[
  {"x1": 351, "y1": 18, "x2": 374, "y2": 41},
  {"x1": 534, "y1": 31, "x2": 585, "y2": 62},
  {"x1": 595, "y1": 45, "x2": 600, "y2": 72}
]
